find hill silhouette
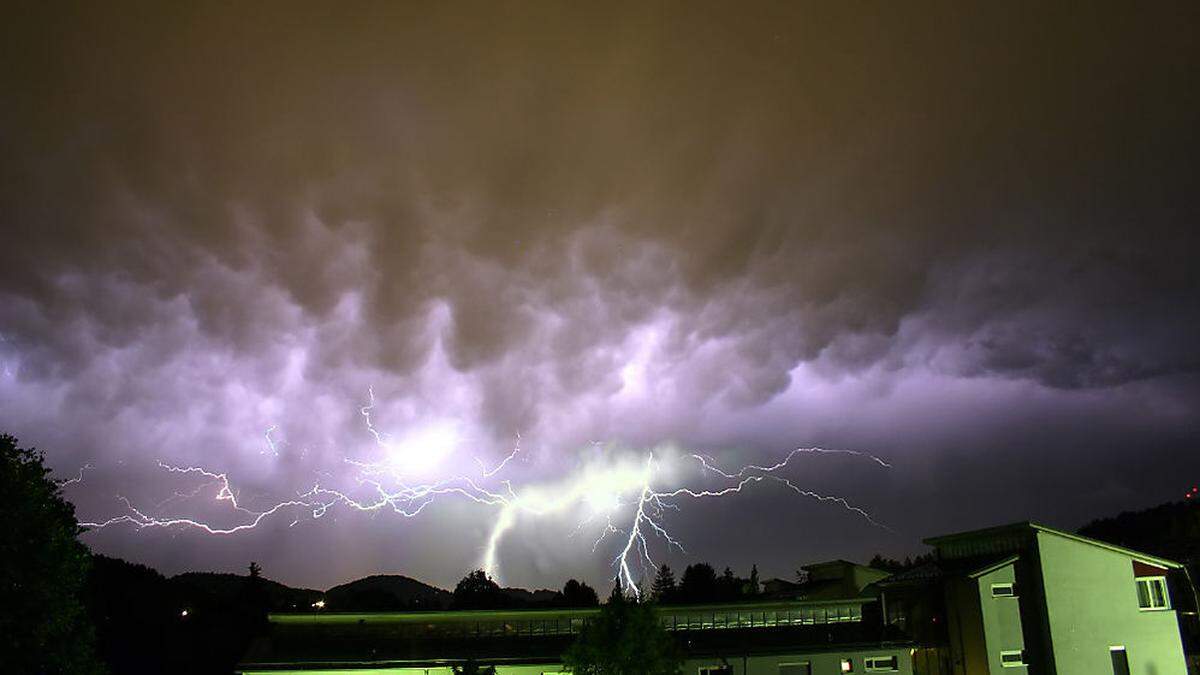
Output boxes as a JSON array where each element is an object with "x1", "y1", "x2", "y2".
[
  {"x1": 1078, "y1": 499, "x2": 1200, "y2": 564},
  {"x1": 172, "y1": 571, "x2": 323, "y2": 611},
  {"x1": 325, "y1": 574, "x2": 452, "y2": 611}
]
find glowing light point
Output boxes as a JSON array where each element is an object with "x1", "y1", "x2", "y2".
[
  {"x1": 586, "y1": 491, "x2": 622, "y2": 515},
  {"x1": 385, "y1": 421, "x2": 460, "y2": 475}
]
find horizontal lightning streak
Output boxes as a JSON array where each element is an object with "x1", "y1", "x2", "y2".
[{"x1": 78, "y1": 392, "x2": 891, "y2": 591}]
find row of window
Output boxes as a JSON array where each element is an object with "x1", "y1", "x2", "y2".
[
  {"x1": 327, "y1": 604, "x2": 866, "y2": 640},
  {"x1": 991, "y1": 576, "x2": 1170, "y2": 612},
  {"x1": 696, "y1": 657, "x2": 900, "y2": 675},
  {"x1": 659, "y1": 604, "x2": 863, "y2": 631}
]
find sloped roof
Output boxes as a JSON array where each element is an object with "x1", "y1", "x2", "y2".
[{"x1": 875, "y1": 552, "x2": 1017, "y2": 587}]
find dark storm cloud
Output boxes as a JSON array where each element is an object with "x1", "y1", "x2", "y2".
[{"x1": 1, "y1": 2, "x2": 1197, "y2": 587}]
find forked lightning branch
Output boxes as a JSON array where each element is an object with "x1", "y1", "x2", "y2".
[{"x1": 75, "y1": 392, "x2": 891, "y2": 594}]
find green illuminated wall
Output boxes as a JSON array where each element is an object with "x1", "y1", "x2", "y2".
[
  {"x1": 1036, "y1": 531, "x2": 1186, "y2": 675},
  {"x1": 974, "y1": 562, "x2": 1024, "y2": 674}
]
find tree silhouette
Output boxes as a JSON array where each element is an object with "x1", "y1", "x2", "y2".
[
  {"x1": 678, "y1": 563, "x2": 718, "y2": 603},
  {"x1": 241, "y1": 561, "x2": 269, "y2": 627},
  {"x1": 716, "y1": 566, "x2": 740, "y2": 601},
  {"x1": 453, "y1": 570, "x2": 507, "y2": 609},
  {"x1": 562, "y1": 578, "x2": 600, "y2": 607},
  {"x1": 563, "y1": 577, "x2": 681, "y2": 675},
  {"x1": 0, "y1": 433, "x2": 104, "y2": 674},
  {"x1": 745, "y1": 564, "x2": 760, "y2": 596},
  {"x1": 868, "y1": 553, "x2": 933, "y2": 572},
  {"x1": 650, "y1": 564, "x2": 677, "y2": 603}
]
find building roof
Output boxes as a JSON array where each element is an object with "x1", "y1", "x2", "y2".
[
  {"x1": 874, "y1": 552, "x2": 1018, "y2": 588},
  {"x1": 924, "y1": 521, "x2": 1182, "y2": 569},
  {"x1": 267, "y1": 596, "x2": 871, "y2": 626}
]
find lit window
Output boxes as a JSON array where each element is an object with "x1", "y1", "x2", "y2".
[
  {"x1": 1000, "y1": 650, "x2": 1027, "y2": 667},
  {"x1": 991, "y1": 583, "x2": 1016, "y2": 598},
  {"x1": 1136, "y1": 577, "x2": 1170, "y2": 610},
  {"x1": 865, "y1": 655, "x2": 899, "y2": 671},
  {"x1": 841, "y1": 659, "x2": 854, "y2": 672}
]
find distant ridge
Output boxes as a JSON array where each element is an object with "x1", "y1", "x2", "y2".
[
  {"x1": 325, "y1": 574, "x2": 452, "y2": 611},
  {"x1": 172, "y1": 571, "x2": 322, "y2": 611}
]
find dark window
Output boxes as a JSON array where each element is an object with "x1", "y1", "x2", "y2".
[
  {"x1": 1000, "y1": 650, "x2": 1027, "y2": 667},
  {"x1": 991, "y1": 583, "x2": 1017, "y2": 598},
  {"x1": 866, "y1": 655, "x2": 899, "y2": 671},
  {"x1": 1110, "y1": 648, "x2": 1130, "y2": 675}
]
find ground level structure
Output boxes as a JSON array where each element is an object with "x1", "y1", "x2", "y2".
[
  {"x1": 239, "y1": 596, "x2": 913, "y2": 674},
  {"x1": 239, "y1": 522, "x2": 1191, "y2": 675}
]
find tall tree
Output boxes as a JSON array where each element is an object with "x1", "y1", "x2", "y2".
[
  {"x1": 241, "y1": 561, "x2": 270, "y2": 627},
  {"x1": 745, "y1": 564, "x2": 760, "y2": 596},
  {"x1": 563, "y1": 578, "x2": 681, "y2": 675},
  {"x1": 716, "y1": 566, "x2": 739, "y2": 601},
  {"x1": 563, "y1": 579, "x2": 600, "y2": 607},
  {"x1": 453, "y1": 570, "x2": 507, "y2": 609},
  {"x1": 678, "y1": 563, "x2": 718, "y2": 603},
  {"x1": 0, "y1": 434, "x2": 104, "y2": 674},
  {"x1": 650, "y1": 564, "x2": 677, "y2": 603}
]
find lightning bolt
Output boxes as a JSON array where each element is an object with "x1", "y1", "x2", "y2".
[
  {"x1": 58, "y1": 463, "x2": 93, "y2": 487},
  {"x1": 78, "y1": 392, "x2": 891, "y2": 593}
]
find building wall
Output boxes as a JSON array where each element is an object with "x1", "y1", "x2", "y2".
[
  {"x1": 688, "y1": 647, "x2": 912, "y2": 675},
  {"x1": 975, "y1": 563, "x2": 1025, "y2": 674},
  {"x1": 944, "y1": 576, "x2": 989, "y2": 675},
  {"x1": 241, "y1": 648, "x2": 913, "y2": 675},
  {"x1": 1035, "y1": 531, "x2": 1187, "y2": 675},
  {"x1": 241, "y1": 662, "x2": 564, "y2": 667}
]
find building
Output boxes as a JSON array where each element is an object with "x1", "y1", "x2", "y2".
[
  {"x1": 238, "y1": 522, "x2": 1190, "y2": 675},
  {"x1": 880, "y1": 522, "x2": 1190, "y2": 675},
  {"x1": 237, "y1": 596, "x2": 914, "y2": 674}
]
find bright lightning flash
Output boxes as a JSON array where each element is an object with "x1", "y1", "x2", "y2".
[{"x1": 77, "y1": 392, "x2": 892, "y2": 595}]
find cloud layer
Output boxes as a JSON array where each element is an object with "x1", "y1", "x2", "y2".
[{"x1": 1, "y1": 2, "x2": 1197, "y2": 589}]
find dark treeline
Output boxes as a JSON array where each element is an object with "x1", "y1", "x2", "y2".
[
  {"x1": 649, "y1": 562, "x2": 761, "y2": 604},
  {"x1": 866, "y1": 553, "x2": 935, "y2": 572},
  {"x1": 451, "y1": 569, "x2": 599, "y2": 609}
]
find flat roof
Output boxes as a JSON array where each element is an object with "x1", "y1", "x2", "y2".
[
  {"x1": 924, "y1": 521, "x2": 1181, "y2": 569},
  {"x1": 270, "y1": 596, "x2": 872, "y2": 625}
]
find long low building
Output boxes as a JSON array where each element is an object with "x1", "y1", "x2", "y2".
[
  {"x1": 239, "y1": 595, "x2": 914, "y2": 674},
  {"x1": 238, "y1": 521, "x2": 1191, "y2": 675}
]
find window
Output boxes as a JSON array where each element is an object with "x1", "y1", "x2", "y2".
[
  {"x1": 865, "y1": 655, "x2": 899, "y2": 671},
  {"x1": 1110, "y1": 647, "x2": 1130, "y2": 675},
  {"x1": 841, "y1": 659, "x2": 854, "y2": 673},
  {"x1": 779, "y1": 664, "x2": 811, "y2": 675},
  {"x1": 699, "y1": 667, "x2": 732, "y2": 675},
  {"x1": 1000, "y1": 650, "x2": 1027, "y2": 668},
  {"x1": 991, "y1": 583, "x2": 1017, "y2": 598},
  {"x1": 1136, "y1": 577, "x2": 1170, "y2": 610}
]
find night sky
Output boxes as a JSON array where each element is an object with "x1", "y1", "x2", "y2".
[{"x1": 1, "y1": 3, "x2": 1197, "y2": 592}]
